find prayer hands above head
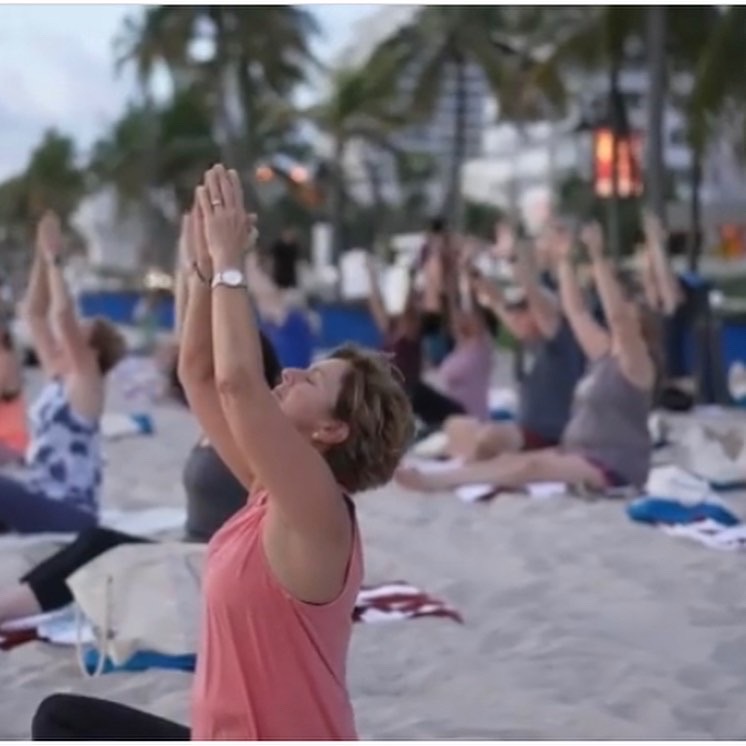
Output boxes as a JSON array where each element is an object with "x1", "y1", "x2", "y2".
[
  {"x1": 469, "y1": 272, "x2": 500, "y2": 307},
  {"x1": 36, "y1": 211, "x2": 63, "y2": 261},
  {"x1": 197, "y1": 164, "x2": 256, "y2": 268},
  {"x1": 545, "y1": 221, "x2": 574, "y2": 264},
  {"x1": 493, "y1": 220, "x2": 516, "y2": 259},
  {"x1": 642, "y1": 209, "x2": 665, "y2": 246},
  {"x1": 187, "y1": 198, "x2": 214, "y2": 282},
  {"x1": 580, "y1": 221, "x2": 604, "y2": 260}
]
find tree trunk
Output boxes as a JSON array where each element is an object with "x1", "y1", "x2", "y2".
[
  {"x1": 442, "y1": 52, "x2": 467, "y2": 230},
  {"x1": 364, "y1": 156, "x2": 387, "y2": 252},
  {"x1": 330, "y1": 137, "x2": 346, "y2": 261},
  {"x1": 607, "y1": 60, "x2": 622, "y2": 258},
  {"x1": 688, "y1": 142, "x2": 703, "y2": 272},
  {"x1": 646, "y1": 6, "x2": 667, "y2": 222}
]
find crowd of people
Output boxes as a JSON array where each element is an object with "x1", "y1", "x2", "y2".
[{"x1": 0, "y1": 160, "x2": 708, "y2": 739}]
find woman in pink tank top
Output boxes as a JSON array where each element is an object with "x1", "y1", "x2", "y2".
[{"x1": 31, "y1": 166, "x2": 415, "y2": 742}]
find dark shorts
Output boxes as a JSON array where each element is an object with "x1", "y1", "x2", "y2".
[
  {"x1": 519, "y1": 427, "x2": 559, "y2": 452},
  {"x1": 581, "y1": 456, "x2": 628, "y2": 488}
]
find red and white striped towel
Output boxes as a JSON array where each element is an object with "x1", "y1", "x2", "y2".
[{"x1": 353, "y1": 581, "x2": 463, "y2": 624}]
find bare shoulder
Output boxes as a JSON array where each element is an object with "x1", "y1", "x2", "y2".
[{"x1": 262, "y1": 494, "x2": 355, "y2": 605}]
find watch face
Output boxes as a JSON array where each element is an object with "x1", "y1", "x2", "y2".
[{"x1": 222, "y1": 269, "x2": 243, "y2": 286}]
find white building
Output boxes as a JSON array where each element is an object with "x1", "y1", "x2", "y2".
[
  {"x1": 463, "y1": 65, "x2": 746, "y2": 233},
  {"x1": 334, "y1": 6, "x2": 491, "y2": 212}
]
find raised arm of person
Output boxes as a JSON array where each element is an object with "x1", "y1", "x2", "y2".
[
  {"x1": 505, "y1": 221, "x2": 560, "y2": 339},
  {"x1": 554, "y1": 225, "x2": 610, "y2": 362},
  {"x1": 582, "y1": 222, "x2": 654, "y2": 388},
  {"x1": 177, "y1": 199, "x2": 255, "y2": 492},
  {"x1": 469, "y1": 272, "x2": 535, "y2": 341},
  {"x1": 173, "y1": 214, "x2": 190, "y2": 339},
  {"x1": 643, "y1": 210, "x2": 682, "y2": 316},
  {"x1": 40, "y1": 213, "x2": 97, "y2": 378},
  {"x1": 421, "y1": 240, "x2": 445, "y2": 315},
  {"x1": 21, "y1": 214, "x2": 59, "y2": 377},
  {"x1": 364, "y1": 254, "x2": 390, "y2": 335},
  {"x1": 637, "y1": 245, "x2": 661, "y2": 311},
  {"x1": 203, "y1": 166, "x2": 350, "y2": 553}
]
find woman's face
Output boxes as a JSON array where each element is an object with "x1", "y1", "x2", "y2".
[{"x1": 273, "y1": 358, "x2": 351, "y2": 447}]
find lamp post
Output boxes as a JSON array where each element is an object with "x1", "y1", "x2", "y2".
[{"x1": 589, "y1": 83, "x2": 643, "y2": 256}]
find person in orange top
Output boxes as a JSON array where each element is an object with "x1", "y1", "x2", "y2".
[
  {"x1": 32, "y1": 165, "x2": 415, "y2": 741},
  {"x1": 0, "y1": 325, "x2": 28, "y2": 465}
]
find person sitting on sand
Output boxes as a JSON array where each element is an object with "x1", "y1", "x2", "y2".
[
  {"x1": 396, "y1": 221, "x2": 656, "y2": 494},
  {"x1": 0, "y1": 212, "x2": 283, "y2": 627},
  {"x1": 440, "y1": 222, "x2": 587, "y2": 462},
  {"x1": 0, "y1": 213, "x2": 125, "y2": 534},
  {"x1": 0, "y1": 323, "x2": 29, "y2": 465},
  {"x1": 32, "y1": 164, "x2": 415, "y2": 741},
  {"x1": 364, "y1": 254, "x2": 467, "y2": 428},
  {"x1": 428, "y1": 241, "x2": 498, "y2": 422}
]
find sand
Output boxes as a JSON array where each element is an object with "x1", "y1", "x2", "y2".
[{"x1": 1, "y1": 370, "x2": 746, "y2": 740}]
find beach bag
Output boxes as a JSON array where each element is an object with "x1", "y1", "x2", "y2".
[{"x1": 66, "y1": 542, "x2": 207, "y2": 677}]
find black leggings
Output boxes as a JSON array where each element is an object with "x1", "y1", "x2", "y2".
[
  {"x1": 410, "y1": 381, "x2": 465, "y2": 427},
  {"x1": 21, "y1": 527, "x2": 152, "y2": 611},
  {"x1": 32, "y1": 694, "x2": 188, "y2": 740}
]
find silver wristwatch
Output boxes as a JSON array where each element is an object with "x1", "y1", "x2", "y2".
[{"x1": 211, "y1": 268, "x2": 247, "y2": 289}]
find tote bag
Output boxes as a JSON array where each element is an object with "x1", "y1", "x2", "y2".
[{"x1": 66, "y1": 542, "x2": 207, "y2": 676}]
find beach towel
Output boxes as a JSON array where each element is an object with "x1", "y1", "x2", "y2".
[
  {"x1": 627, "y1": 498, "x2": 740, "y2": 528},
  {"x1": 660, "y1": 520, "x2": 746, "y2": 551},
  {"x1": 1, "y1": 581, "x2": 463, "y2": 669},
  {"x1": 406, "y1": 457, "x2": 568, "y2": 503},
  {"x1": 353, "y1": 581, "x2": 463, "y2": 624}
]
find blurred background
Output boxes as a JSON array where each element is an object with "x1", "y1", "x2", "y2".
[{"x1": 1, "y1": 4, "x2": 746, "y2": 316}]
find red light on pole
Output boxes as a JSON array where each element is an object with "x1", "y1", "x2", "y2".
[{"x1": 593, "y1": 127, "x2": 643, "y2": 198}]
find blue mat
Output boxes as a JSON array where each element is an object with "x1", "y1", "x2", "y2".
[
  {"x1": 627, "y1": 497, "x2": 740, "y2": 527},
  {"x1": 83, "y1": 649, "x2": 196, "y2": 675}
]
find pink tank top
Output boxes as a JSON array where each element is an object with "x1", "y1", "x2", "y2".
[{"x1": 191, "y1": 489, "x2": 363, "y2": 740}]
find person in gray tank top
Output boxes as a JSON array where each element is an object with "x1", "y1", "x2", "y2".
[
  {"x1": 434, "y1": 222, "x2": 586, "y2": 462},
  {"x1": 397, "y1": 220, "x2": 657, "y2": 494}
]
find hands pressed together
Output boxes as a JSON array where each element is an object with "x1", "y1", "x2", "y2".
[
  {"x1": 180, "y1": 164, "x2": 258, "y2": 284},
  {"x1": 35, "y1": 211, "x2": 63, "y2": 263}
]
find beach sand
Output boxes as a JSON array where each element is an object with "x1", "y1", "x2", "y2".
[{"x1": 1, "y1": 371, "x2": 746, "y2": 739}]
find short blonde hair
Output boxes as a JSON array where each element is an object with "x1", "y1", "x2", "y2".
[
  {"x1": 324, "y1": 344, "x2": 414, "y2": 493},
  {"x1": 88, "y1": 317, "x2": 126, "y2": 375}
]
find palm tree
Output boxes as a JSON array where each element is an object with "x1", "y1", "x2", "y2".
[
  {"x1": 366, "y1": 7, "x2": 550, "y2": 229},
  {"x1": 116, "y1": 6, "x2": 319, "y2": 190},
  {"x1": 305, "y1": 61, "x2": 408, "y2": 257},
  {"x1": 688, "y1": 6, "x2": 746, "y2": 268},
  {"x1": 524, "y1": 5, "x2": 721, "y2": 253},
  {"x1": 88, "y1": 87, "x2": 221, "y2": 268}
]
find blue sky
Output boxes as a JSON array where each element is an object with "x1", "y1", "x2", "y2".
[{"x1": 0, "y1": 4, "x2": 380, "y2": 180}]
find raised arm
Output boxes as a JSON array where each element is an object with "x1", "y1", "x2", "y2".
[
  {"x1": 40, "y1": 213, "x2": 97, "y2": 376},
  {"x1": 501, "y1": 221, "x2": 560, "y2": 339},
  {"x1": 581, "y1": 222, "x2": 654, "y2": 388},
  {"x1": 554, "y1": 226, "x2": 610, "y2": 362},
  {"x1": 21, "y1": 214, "x2": 58, "y2": 377},
  {"x1": 177, "y1": 199, "x2": 255, "y2": 492},
  {"x1": 469, "y1": 272, "x2": 536, "y2": 341},
  {"x1": 364, "y1": 254, "x2": 390, "y2": 335},
  {"x1": 643, "y1": 211, "x2": 682, "y2": 316},
  {"x1": 203, "y1": 166, "x2": 347, "y2": 542},
  {"x1": 173, "y1": 214, "x2": 190, "y2": 339}
]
